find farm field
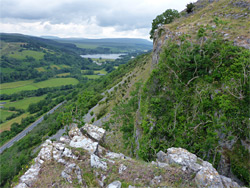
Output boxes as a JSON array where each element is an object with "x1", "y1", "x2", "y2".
[
  {"x1": 0, "y1": 78, "x2": 79, "y2": 95},
  {"x1": 0, "y1": 109, "x2": 15, "y2": 122},
  {"x1": 94, "y1": 69, "x2": 107, "y2": 75},
  {"x1": 8, "y1": 50, "x2": 44, "y2": 60},
  {"x1": 0, "y1": 113, "x2": 29, "y2": 132},
  {"x1": 82, "y1": 75, "x2": 101, "y2": 79},
  {"x1": 56, "y1": 73, "x2": 70, "y2": 77},
  {"x1": 2, "y1": 95, "x2": 46, "y2": 110}
]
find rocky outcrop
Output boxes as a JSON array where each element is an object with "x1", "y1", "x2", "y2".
[
  {"x1": 15, "y1": 124, "x2": 244, "y2": 188},
  {"x1": 156, "y1": 148, "x2": 242, "y2": 188}
]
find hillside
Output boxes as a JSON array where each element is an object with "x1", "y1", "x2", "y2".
[{"x1": 1, "y1": 0, "x2": 249, "y2": 187}]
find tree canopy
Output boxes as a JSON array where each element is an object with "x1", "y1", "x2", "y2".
[{"x1": 150, "y1": 9, "x2": 180, "y2": 39}]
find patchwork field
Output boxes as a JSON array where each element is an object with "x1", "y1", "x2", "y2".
[
  {"x1": 0, "y1": 109, "x2": 15, "y2": 122},
  {"x1": 0, "y1": 113, "x2": 29, "y2": 132},
  {"x1": 56, "y1": 73, "x2": 70, "y2": 77},
  {"x1": 82, "y1": 75, "x2": 101, "y2": 79},
  {"x1": 8, "y1": 50, "x2": 44, "y2": 60},
  {"x1": 3, "y1": 95, "x2": 46, "y2": 110},
  {"x1": 0, "y1": 78, "x2": 79, "y2": 95}
]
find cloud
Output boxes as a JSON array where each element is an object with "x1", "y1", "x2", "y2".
[{"x1": 0, "y1": 0, "x2": 192, "y2": 39}]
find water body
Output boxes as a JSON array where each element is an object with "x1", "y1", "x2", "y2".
[{"x1": 80, "y1": 53, "x2": 126, "y2": 60}]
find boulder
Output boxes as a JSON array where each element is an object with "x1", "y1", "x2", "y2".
[
  {"x1": 157, "y1": 148, "x2": 242, "y2": 188},
  {"x1": 91, "y1": 154, "x2": 108, "y2": 171},
  {"x1": 163, "y1": 147, "x2": 202, "y2": 172},
  {"x1": 68, "y1": 127, "x2": 83, "y2": 139},
  {"x1": 195, "y1": 166, "x2": 223, "y2": 188},
  {"x1": 69, "y1": 135, "x2": 98, "y2": 154},
  {"x1": 220, "y1": 175, "x2": 241, "y2": 188},
  {"x1": 81, "y1": 123, "x2": 106, "y2": 142},
  {"x1": 106, "y1": 180, "x2": 122, "y2": 188}
]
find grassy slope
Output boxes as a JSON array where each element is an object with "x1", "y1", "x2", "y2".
[{"x1": 167, "y1": 0, "x2": 250, "y2": 40}]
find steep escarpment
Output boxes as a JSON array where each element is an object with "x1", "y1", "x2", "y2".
[{"x1": 104, "y1": 0, "x2": 250, "y2": 186}]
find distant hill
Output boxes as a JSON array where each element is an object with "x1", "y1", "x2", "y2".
[{"x1": 41, "y1": 36, "x2": 153, "y2": 53}]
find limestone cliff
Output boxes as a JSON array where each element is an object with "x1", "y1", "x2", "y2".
[{"x1": 14, "y1": 124, "x2": 244, "y2": 188}]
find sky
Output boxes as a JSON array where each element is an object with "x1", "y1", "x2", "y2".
[{"x1": 0, "y1": 0, "x2": 192, "y2": 40}]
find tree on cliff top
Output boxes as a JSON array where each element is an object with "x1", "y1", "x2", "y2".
[{"x1": 150, "y1": 9, "x2": 179, "y2": 39}]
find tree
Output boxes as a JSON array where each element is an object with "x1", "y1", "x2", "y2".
[
  {"x1": 186, "y1": 3, "x2": 195, "y2": 13},
  {"x1": 150, "y1": 9, "x2": 180, "y2": 39}
]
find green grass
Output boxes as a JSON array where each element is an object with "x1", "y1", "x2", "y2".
[
  {"x1": 83, "y1": 75, "x2": 101, "y2": 79},
  {"x1": 0, "y1": 80, "x2": 34, "y2": 90},
  {"x1": 0, "y1": 113, "x2": 29, "y2": 132},
  {"x1": 94, "y1": 69, "x2": 107, "y2": 75},
  {"x1": 35, "y1": 67, "x2": 46, "y2": 72},
  {"x1": 0, "y1": 78, "x2": 79, "y2": 95},
  {"x1": 8, "y1": 50, "x2": 44, "y2": 60},
  {"x1": 74, "y1": 43, "x2": 99, "y2": 49},
  {"x1": 50, "y1": 65, "x2": 61, "y2": 70},
  {"x1": 3, "y1": 95, "x2": 46, "y2": 110},
  {"x1": 56, "y1": 73, "x2": 70, "y2": 77},
  {"x1": 0, "y1": 68, "x2": 15, "y2": 73},
  {"x1": 0, "y1": 109, "x2": 15, "y2": 122}
]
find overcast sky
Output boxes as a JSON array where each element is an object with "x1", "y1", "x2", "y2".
[{"x1": 0, "y1": 0, "x2": 192, "y2": 40}]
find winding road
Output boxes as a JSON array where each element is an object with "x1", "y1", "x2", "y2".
[{"x1": 0, "y1": 101, "x2": 66, "y2": 154}]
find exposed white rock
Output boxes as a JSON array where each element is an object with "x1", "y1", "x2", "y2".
[
  {"x1": 61, "y1": 163, "x2": 83, "y2": 184},
  {"x1": 81, "y1": 123, "x2": 105, "y2": 142},
  {"x1": 59, "y1": 136, "x2": 71, "y2": 144},
  {"x1": 70, "y1": 135, "x2": 98, "y2": 154},
  {"x1": 164, "y1": 147, "x2": 202, "y2": 172},
  {"x1": 68, "y1": 127, "x2": 83, "y2": 139},
  {"x1": 19, "y1": 164, "x2": 40, "y2": 187},
  {"x1": 105, "y1": 152, "x2": 130, "y2": 160},
  {"x1": 14, "y1": 183, "x2": 28, "y2": 188},
  {"x1": 195, "y1": 166, "x2": 223, "y2": 188},
  {"x1": 52, "y1": 148, "x2": 62, "y2": 161},
  {"x1": 157, "y1": 148, "x2": 242, "y2": 188},
  {"x1": 91, "y1": 154, "x2": 108, "y2": 171},
  {"x1": 53, "y1": 142, "x2": 65, "y2": 151},
  {"x1": 220, "y1": 175, "x2": 241, "y2": 188},
  {"x1": 62, "y1": 147, "x2": 77, "y2": 159},
  {"x1": 119, "y1": 164, "x2": 127, "y2": 174},
  {"x1": 106, "y1": 180, "x2": 122, "y2": 188},
  {"x1": 38, "y1": 144, "x2": 53, "y2": 161}
]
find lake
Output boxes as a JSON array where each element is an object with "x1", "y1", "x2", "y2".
[{"x1": 80, "y1": 53, "x2": 126, "y2": 60}]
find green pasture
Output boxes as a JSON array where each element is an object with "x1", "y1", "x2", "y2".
[
  {"x1": 0, "y1": 109, "x2": 15, "y2": 122},
  {"x1": 35, "y1": 67, "x2": 46, "y2": 72},
  {"x1": 56, "y1": 73, "x2": 70, "y2": 77},
  {"x1": 94, "y1": 69, "x2": 107, "y2": 75},
  {"x1": 83, "y1": 75, "x2": 101, "y2": 79},
  {"x1": 0, "y1": 113, "x2": 29, "y2": 132},
  {"x1": 0, "y1": 78, "x2": 79, "y2": 95},
  {"x1": 3, "y1": 95, "x2": 46, "y2": 110},
  {"x1": 8, "y1": 50, "x2": 44, "y2": 60}
]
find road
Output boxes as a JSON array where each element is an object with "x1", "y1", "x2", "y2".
[{"x1": 0, "y1": 101, "x2": 66, "y2": 154}]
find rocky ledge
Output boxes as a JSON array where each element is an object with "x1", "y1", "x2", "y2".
[{"x1": 14, "y1": 124, "x2": 244, "y2": 188}]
